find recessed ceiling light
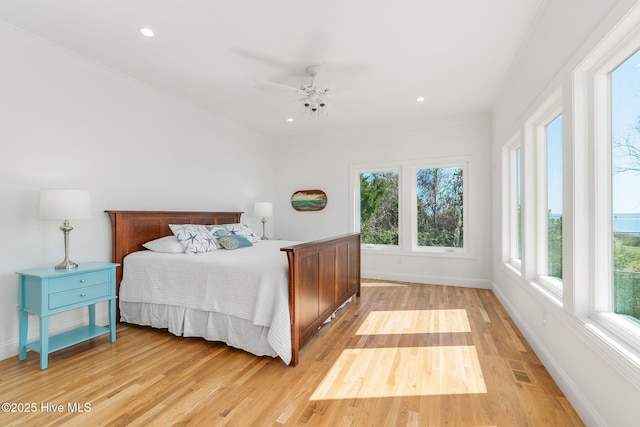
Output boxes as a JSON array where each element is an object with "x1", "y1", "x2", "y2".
[
  {"x1": 416, "y1": 97, "x2": 425, "y2": 102},
  {"x1": 139, "y1": 27, "x2": 155, "y2": 37},
  {"x1": 285, "y1": 117, "x2": 294, "y2": 123}
]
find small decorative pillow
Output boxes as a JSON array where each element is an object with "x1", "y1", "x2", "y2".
[
  {"x1": 205, "y1": 225, "x2": 231, "y2": 249},
  {"x1": 142, "y1": 236, "x2": 185, "y2": 254},
  {"x1": 168, "y1": 224, "x2": 217, "y2": 254},
  {"x1": 217, "y1": 234, "x2": 253, "y2": 250},
  {"x1": 222, "y1": 223, "x2": 260, "y2": 243},
  {"x1": 205, "y1": 225, "x2": 231, "y2": 238}
]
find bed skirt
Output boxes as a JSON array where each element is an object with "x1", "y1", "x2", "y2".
[{"x1": 120, "y1": 301, "x2": 281, "y2": 360}]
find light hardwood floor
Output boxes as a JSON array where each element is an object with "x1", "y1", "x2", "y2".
[{"x1": 0, "y1": 279, "x2": 584, "y2": 426}]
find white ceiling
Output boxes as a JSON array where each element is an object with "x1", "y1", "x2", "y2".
[{"x1": 0, "y1": 0, "x2": 545, "y2": 140}]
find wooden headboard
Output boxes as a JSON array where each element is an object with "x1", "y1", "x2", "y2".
[{"x1": 105, "y1": 210, "x2": 242, "y2": 303}]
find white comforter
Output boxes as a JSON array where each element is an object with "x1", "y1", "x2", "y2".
[{"x1": 120, "y1": 240, "x2": 295, "y2": 363}]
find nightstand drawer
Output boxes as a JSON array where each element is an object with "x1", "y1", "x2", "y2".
[
  {"x1": 49, "y1": 270, "x2": 110, "y2": 291},
  {"x1": 49, "y1": 283, "x2": 110, "y2": 309}
]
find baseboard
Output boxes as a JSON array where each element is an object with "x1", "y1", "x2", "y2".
[
  {"x1": 491, "y1": 283, "x2": 608, "y2": 427},
  {"x1": 362, "y1": 270, "x2": 492, "y2": 289}
]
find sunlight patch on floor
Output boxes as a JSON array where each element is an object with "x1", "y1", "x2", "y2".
[
  {"x1": 356, "y1": 309, "x2": 471, "y2": 335},
  {"x1": 361, "y1": 281, "x2": 414, "y2": 288},
  {"x1": 310, "y1": 346, "x2": 486, "y2": 400}
]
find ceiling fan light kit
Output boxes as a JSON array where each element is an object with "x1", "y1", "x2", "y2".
[
  {"x1": 262, "y1": 64, "x2": 334, "y2": 120},
  {"x1": 301, "y1": 87, "x2": 329, "y2": 119}
]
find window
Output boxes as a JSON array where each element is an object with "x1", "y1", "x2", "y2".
[
  {"x1": 503, "y1": 134, "x2": 523, "y2": 270},
  {"x1": 546, "y1": 115, "x2": 563, "y2": 280},
  {"x1": 520, "y1": 91, "x2": 563, "y2": 300},
  {"x1": 584, "y1": 17, "x2": 640, "y2": 350},
  {"x1": 502, "y1": 97, "x2": 563, "y2": 298},
  {"x1": 359, "y1": 170, "x2": 399, "y2": 246},
  {"x1": 416, "y1": 167, "x2": 464, "y2": 248},
  {"x1": 564, "y1": 7, "x2": 640, "y2": 362},
  {"x1": 515, "y1": 147, "x2": 523, "y2": 261},
  {"x1": 352, "y1": 157, "x2": 468, "y2": 256},
  {"x1": 611, "y1": 48, "x2": 640, "y2": 325}
]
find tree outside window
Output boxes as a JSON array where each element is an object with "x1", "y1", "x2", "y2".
[
  {"x1": 359, "y1": 171, "x2": 399, "y2": 245},
  {"x1": 416, "y1": 167, "x2": 464, "y2": 248}
]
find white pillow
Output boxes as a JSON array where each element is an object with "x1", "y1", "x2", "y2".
[
  {"x1": 142, "y1": 236, "x2": 185, "y2": 254},
  {"x1": 169, "y1": 224, "x2": 218, "y2": 254}
]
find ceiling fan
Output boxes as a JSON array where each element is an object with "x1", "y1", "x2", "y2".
[{"x1": 260, "y1": 64, "x2": 335, "y2": 118}]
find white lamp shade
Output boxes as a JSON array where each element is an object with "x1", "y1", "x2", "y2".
[
  {"x1": 39, "y1": 190, "x2": 92, "y2": 220},
  {"x1": 253, "y1": 202, "x2": 273, "y2": 217}
]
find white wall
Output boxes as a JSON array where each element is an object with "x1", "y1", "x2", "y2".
[
  {"x1": 0, "y1": 22, "x2": 275, "y2": 361},
  {"x1": 274, "y1": 115, "x2": 493, "y2": 288},
  {"x1": 492, "y1": 1, "x2": 640, "y2": 426},
  {"x1": 4, "y1": 2, "x2": 639, "y2": 423}
]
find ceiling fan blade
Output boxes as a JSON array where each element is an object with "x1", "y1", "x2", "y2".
[
  {"x1": 324, "y1": 88, "x2": 370, "y2": 98},
  {"x1": 311, "y1": 64, "x2": 334, "y2": 89},
  {"x1": 258, "y1": 80, "x2": 305, "y2": 94},
  {"x1": 232, "y1": 46, "x2": 301, "y2": 73},
  {"x1": 272, "y1": 97, "x2": 307, "y2": 111}
]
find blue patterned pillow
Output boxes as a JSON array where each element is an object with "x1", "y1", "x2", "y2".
[
  {"x1": 217, "y1": 234, "x2": 253, "y2": 250},
  {"x1": 222, "y1": 223, "x2": 260, "y2": 243},
  {"x1": 168, "y1": 224, "x2": 217, "y2": 254}
]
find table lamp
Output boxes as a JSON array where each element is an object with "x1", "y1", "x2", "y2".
[
  {"x1": 253, "y1": 202, "x2": 273, "y2": 240},
  {"x1": 39, "y1": 189, "x2": 92, "y2": 269}
]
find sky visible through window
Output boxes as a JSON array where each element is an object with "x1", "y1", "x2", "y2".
[
  {"x1": 546, "y1": 115, "x2": 563, "y2": 215},
  {"x1": 612, "y1": 49, "x2": 640, "y2": 216},
  {"x1": 611, "y1": 49, "x2": 640, "y2": 322},
  {"x1": 545, "y1": 50, "x2": 640, "y2": 217}
]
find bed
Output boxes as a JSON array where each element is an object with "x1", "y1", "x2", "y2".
[{"x1": 106, "y1": 210, "x2": 361, "y2": 366}]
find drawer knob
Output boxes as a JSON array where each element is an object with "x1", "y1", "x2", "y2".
[
  {"x1": 80, "y1": 279, "x2": 86, "y2": 283},
  {"x1": 80, "y1": 293, "x2": 86, "y2": 297}
]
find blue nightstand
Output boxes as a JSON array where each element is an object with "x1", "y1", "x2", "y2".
[{"x1": 16, "y1": 262, "x2": 119, "y2": 369}]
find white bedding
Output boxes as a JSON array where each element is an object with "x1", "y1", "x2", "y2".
[{"x1": 119, "y1": 240, "x2": 297, "y2": 364}]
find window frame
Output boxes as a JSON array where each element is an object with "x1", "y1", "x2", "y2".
[
  {"x1": 502, "y1": 132, "x2": 523, "y2": 272},
  {"x1": 565, "y1": 3, "x2": 640, "y2": 361},
  {"x1": 351, "y1": 156, "x2": 471, "y2": 258},
  {"x1": 589, "y1": 39, "x2": 640, "y2": 350},
  {"x1": 410, "y1": 160, "x2": 469, "y2": 255},
  {"x1": 351, "y1": 164, "x2": 402, "y2": 251},
  {"x1": 523, "y1": 91, "x2": 564, "y2": 303}
]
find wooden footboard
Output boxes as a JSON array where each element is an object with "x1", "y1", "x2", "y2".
[
  {"x1": 281, "y1": 233, "x2": 361, "y2": 366},
  {"x1": 105, "y1": 210, "x2": 361, "y2": 366}
]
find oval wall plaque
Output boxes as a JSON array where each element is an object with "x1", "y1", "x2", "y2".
[{"x1": 291, "y1": 189, "x2": 327, "y2": 211}]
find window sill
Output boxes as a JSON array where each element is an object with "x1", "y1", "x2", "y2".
[
  {"x1": 591, "y1": 312, "x2": 640, "y2": 354},
  {"x1": 567, "y1": 314, "x2": 640, "y2": 390},
  {"x1": 502, "y1": 261, "x2": 522, "y2": 279},
  {"x1": 533, "y1": 276, "x2": 563, "y2": 307},
  {"x1": 529, "y1": 280, "x2": 563, "y2": 308},
  {"x1": 362, "y1": 246, "x2": 473, "y2": 259},
  {"x1": 501, "y1": 264, "x2": 563, "y2": 307}
]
